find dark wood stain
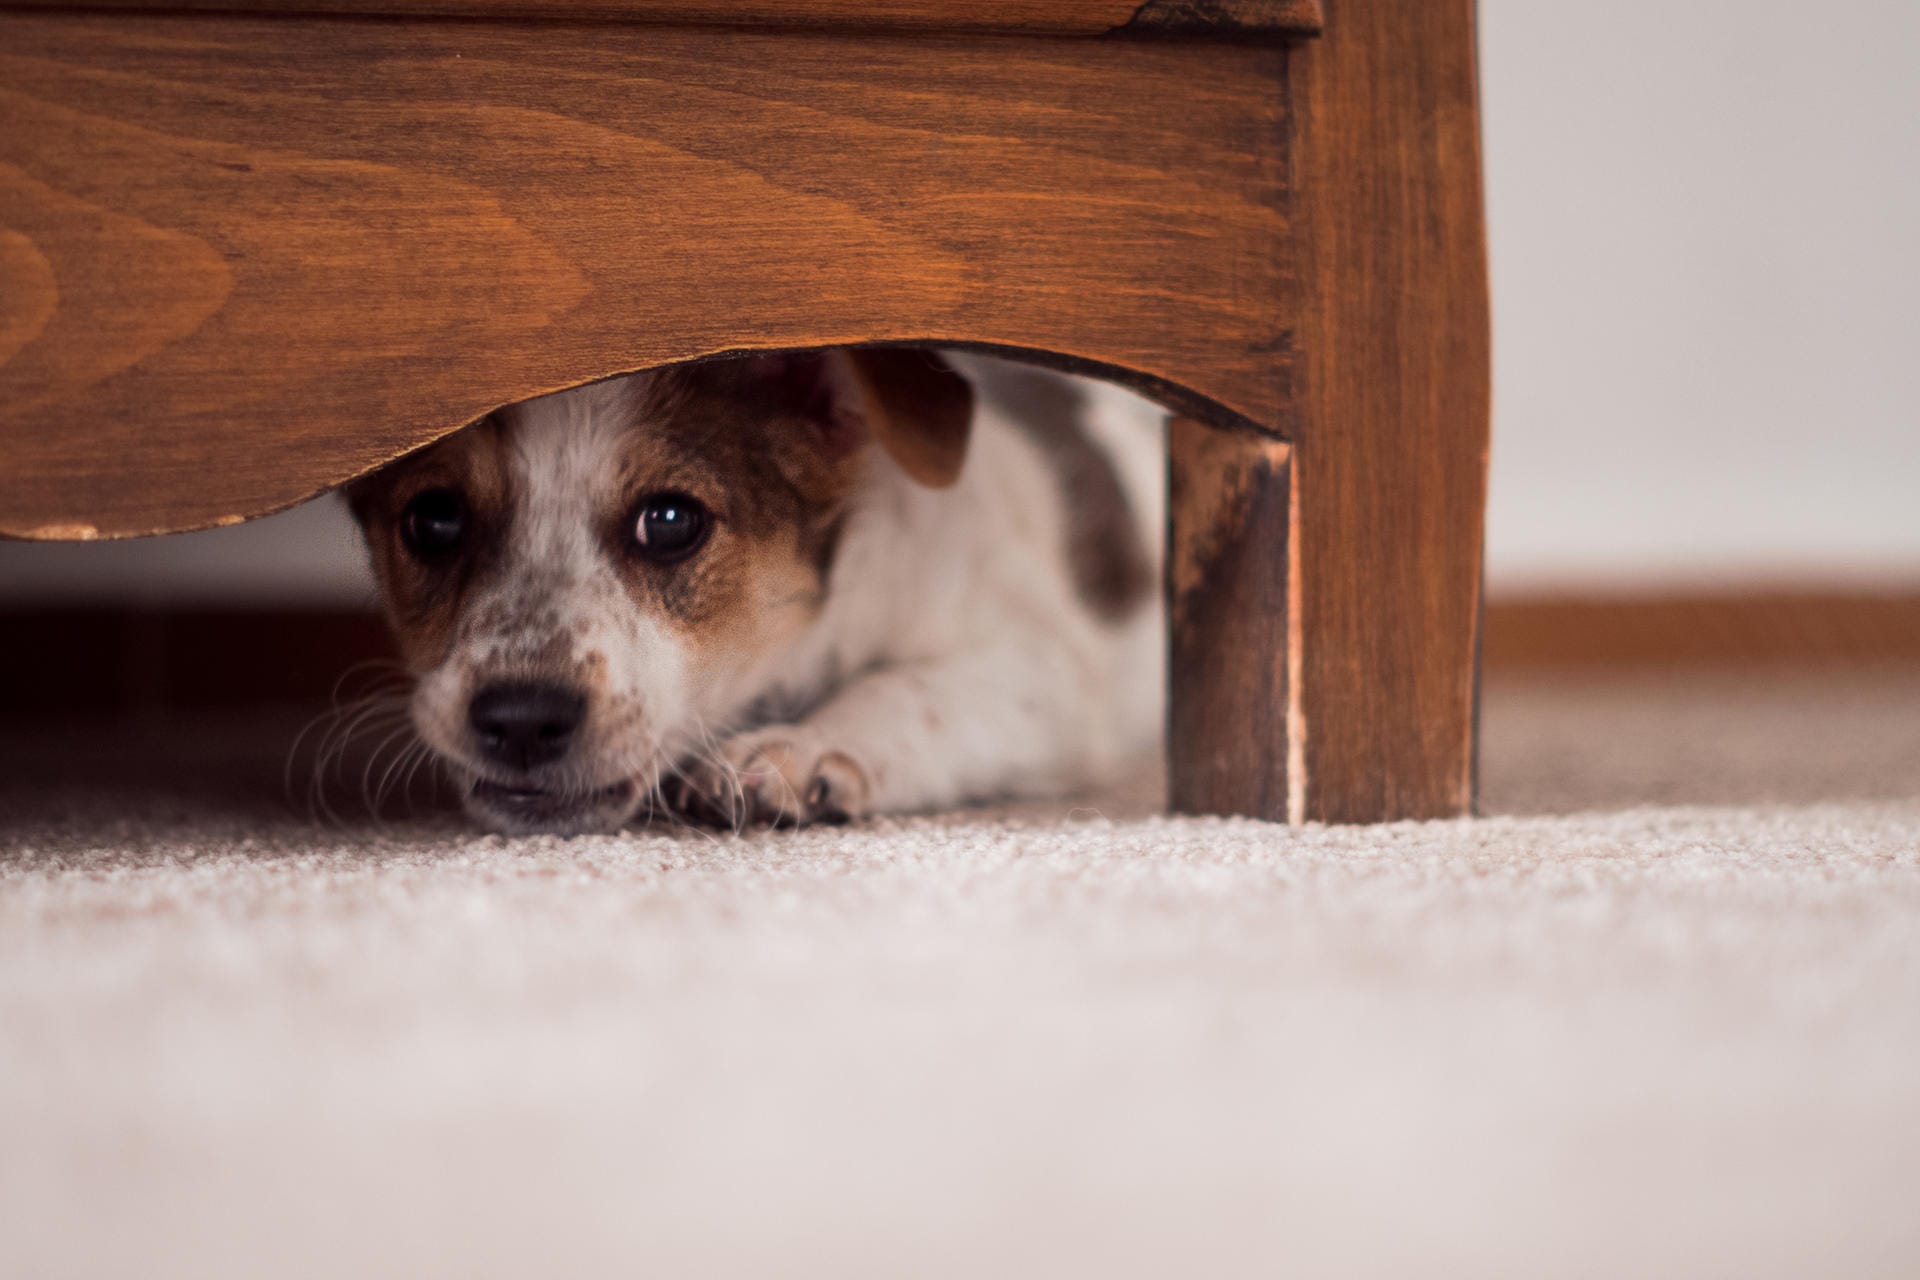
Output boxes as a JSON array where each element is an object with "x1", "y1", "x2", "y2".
[
  {"x1": 1122, "y1": 1, "x2": 1324, "y2": 38},
  {"x1": 1166, "y1": 419, "x2": 1295, "y2": 819}
]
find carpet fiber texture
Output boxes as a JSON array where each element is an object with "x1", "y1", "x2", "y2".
[{"x1": 4, "y1": 672, "x2": 1919, "y2": 1278}]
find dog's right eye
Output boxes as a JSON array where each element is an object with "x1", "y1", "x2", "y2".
[{"x1": 401, "y1": 488, "x2": 467, "y2": 561}]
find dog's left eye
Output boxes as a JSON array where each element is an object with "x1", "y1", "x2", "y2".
[
  {"x1": 401, "y1": 488, "x2": 467, "y2": 561},
  {"x1": 630, "y1": 492, "x2": 710, "y2": 563}
]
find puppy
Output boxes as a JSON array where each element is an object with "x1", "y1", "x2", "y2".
[{"x1": 348, "y1": 349, "x2": 1164, "y2": 834}]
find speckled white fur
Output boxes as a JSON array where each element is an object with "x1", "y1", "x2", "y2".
[
  {"x1": 411, "y1": 379, "x2": 694, "y2": 809},
  {"x1": 416, "y1": 355, "x2": 1164, "y2": 829}
]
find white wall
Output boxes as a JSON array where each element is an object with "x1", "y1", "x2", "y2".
[
  {"x1": 0, "y1": 496, "x2": 374, "y2": 606},
  {"x1": 3, "y1": 0, "x2": 1916, "y2": 604},
  {"x1": 1480, "y1": 0, "x2": 1920, "y2": 589}
]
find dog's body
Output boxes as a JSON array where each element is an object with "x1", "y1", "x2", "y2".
[{"x1": 350, "y1": 350, "x2": 1163, "y2": 834}]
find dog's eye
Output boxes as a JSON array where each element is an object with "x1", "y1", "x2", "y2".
[
  {"x1": 401, "y1": 488, "x2": 467, "y2": 560},
  {"x1": 630, "y1": 492, "x2": 709, "y2": 563}
]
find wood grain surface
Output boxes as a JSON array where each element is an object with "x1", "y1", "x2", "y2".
[
  {"x1": 1281, "y1": 0, "x2": 1492, "y2": 822},
  {"x1": 1166, "y1": 419, "x2": 1301, "y2": 822},
  {"x1": 2, "y1": 0, "x2": 1325, "y2": 37},
  {"x1": 0, "y1": 13, "x2": 1295, "y2": 538}
]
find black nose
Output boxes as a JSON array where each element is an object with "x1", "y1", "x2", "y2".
[{"x1": 468, "y1": 681, "x2": 586, "y2": 770}]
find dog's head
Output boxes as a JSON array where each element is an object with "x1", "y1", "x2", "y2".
[{"x1": 347, "y1": 349, "x2": 973, "y2": 834}]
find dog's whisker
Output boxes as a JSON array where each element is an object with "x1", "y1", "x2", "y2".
[
  {"x1": 716, "y1": 748, "x2": 750, "y2": 836},
  {"x1": 401, "y1": 738, "x2": 442, "y2": 816},
  {"x1": 647, "y1": 732, "x2": 730, "y2": 847},
  {"x1": 371, "y1": 728, "x2": 428, "y2": 817},
  {"x1": 288, "y1": 713, "x2": 346, "y2": 825},
  {"x1": 358, "y1": 721, "x2": 420, "y2": 821},
  {"x1": 765, "y1": 760, "x2": 806, "y2": 829},
  {"x1": 688, "y1": 728, "x2": 738, "y2": 840},
  {"x1": 286, "y1": 697, "x2": 390, "y2": 808},
  {"x1": 394, "y1": 742, "x2": 433, "y2": 818},
  {"x1": 320, "y1": 707, "x2": 409, "y2": 800},
  {"x1": 289, "y1": 691, "x2": 413, "y2": 829},
  {"x1": 649, "y1": 714, "x2": 740, "y2": 838},
  {"x1": 388, "y1": 738, "x2": 436, "y2": 824},
  {"x1": 325, "y1": 657, "x2": 411, "y2": 706}
]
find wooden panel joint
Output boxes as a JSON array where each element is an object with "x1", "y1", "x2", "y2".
[{"x1": 1120, "y1": 1, "x2": 1323, "y2": 40}]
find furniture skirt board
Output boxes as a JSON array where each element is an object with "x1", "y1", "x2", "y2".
[{"x1": 0, "y1": 12, "x2": 1294, "y2": 540}]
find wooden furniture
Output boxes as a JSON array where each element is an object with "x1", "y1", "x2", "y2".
[{"x1": 0, "y1": 0, "x2": 1491, "y2": 825}]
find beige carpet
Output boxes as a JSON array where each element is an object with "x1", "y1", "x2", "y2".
[{"x1": 4, "y1": 672, "x2": 1919, "y2": 1279}]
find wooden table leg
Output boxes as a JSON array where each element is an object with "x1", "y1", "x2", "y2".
[
  {"x1": 1167, "y1": 419, "x2": 1303, "y2": 824},
  {"x1": 1167, "y1": 0, "x2": 1491, "y2": 825}
]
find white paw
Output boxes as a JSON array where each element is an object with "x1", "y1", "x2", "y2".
[{"x1": 666, "y1": 726, "x2": 872, "y2": 828}]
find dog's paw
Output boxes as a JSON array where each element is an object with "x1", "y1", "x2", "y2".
[{"x1": 665, "y1": 727, "x2": 872, "y2": 829}]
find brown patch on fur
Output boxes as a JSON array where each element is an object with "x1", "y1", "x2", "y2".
[
  {"x1": 601, "y1": 363, "x2": 862, "y2": 663},
  {"x1": 982, "y1": 366, "x2": 1154, "y2": 624},
  {"x1": 841, "y1": 349, "x2": 975, "y2": 489},
  {"x1": 345, "y1": 417, "x2": 511, "y2": 671}
]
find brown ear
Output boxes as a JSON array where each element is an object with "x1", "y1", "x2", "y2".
[{"x1": 825, "y1": 348, "x2": 975, "y2": 489}]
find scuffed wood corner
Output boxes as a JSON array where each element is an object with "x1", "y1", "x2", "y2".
[
  {"x1": 21, "y1": 523, "x2": 102, "y2": 541},
  {"x1": 1167, "y1": 418, "x2": 1301, "y2": 823}
]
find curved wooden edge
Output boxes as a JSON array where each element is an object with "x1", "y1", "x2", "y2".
[
  {"x1": 0, "y1": 0, "x2": 1324, "y2": 38},
  {"x1": 2, "y1": 15, "x2": 1294, "y2": 542},
  {"x1": 0, "y1": 341, "x2": 1271, "y2": 543}
]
